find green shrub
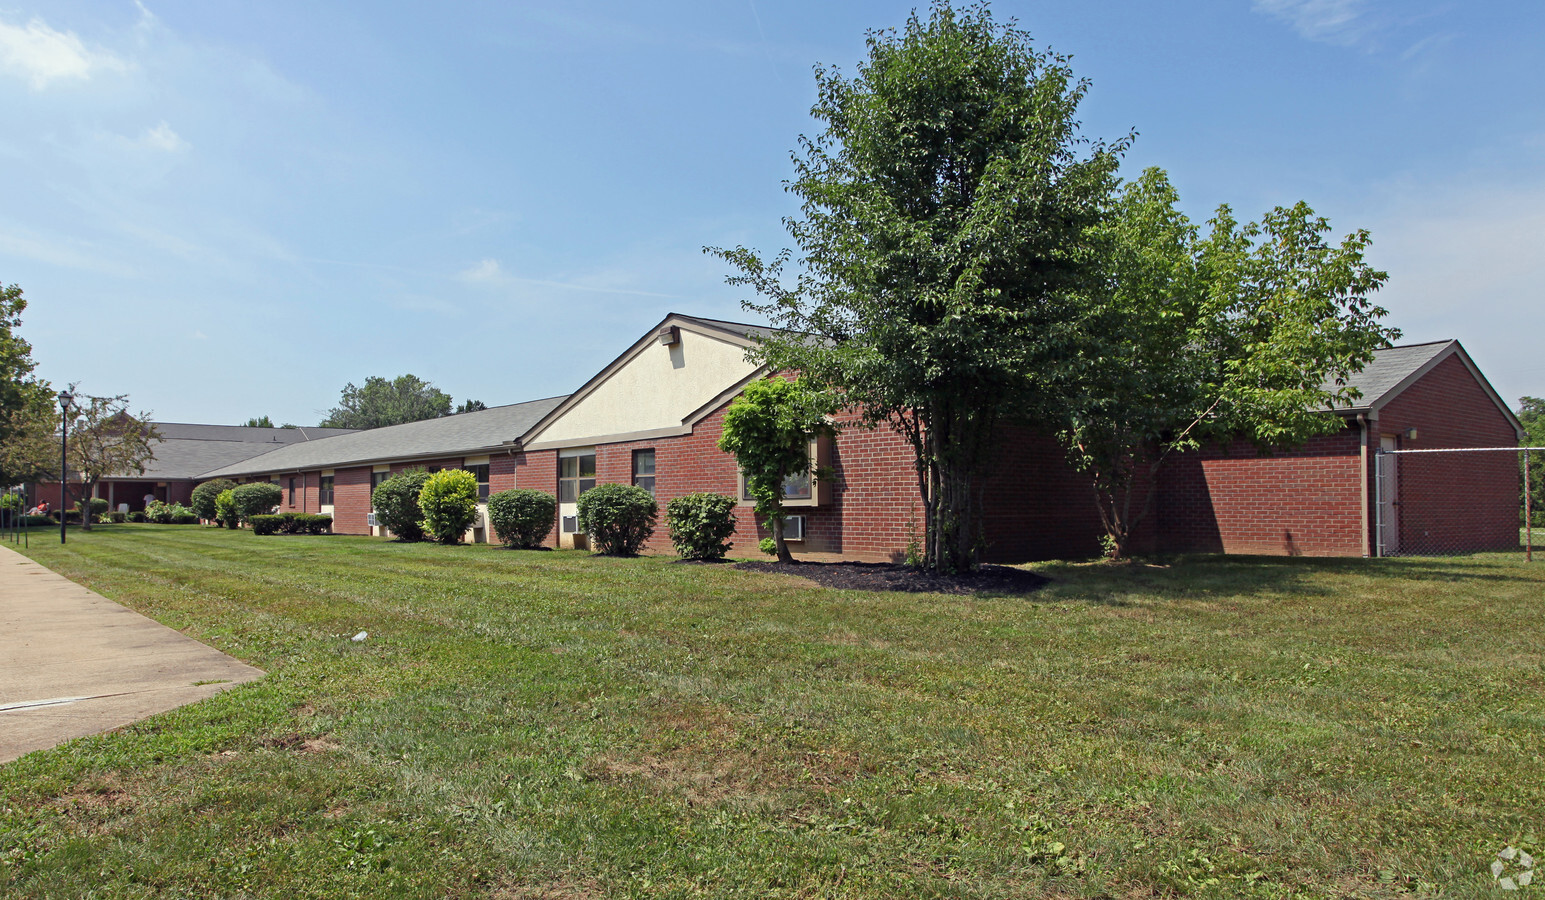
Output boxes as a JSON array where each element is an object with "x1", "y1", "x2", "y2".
[
  {"x1": 0, "y1": 494, "x2": 21, "y2": 513},
  {"x1": 108, "y1": 511, "x2": 127, "y2": 524},
  {"x1": 305, "y1": 514, "x2": 332, "y2": 535},
  {"x1": 145, "y1": 500, "x2": 174, "y2": 524},
  {"x1": 486, "y1": 489, "x2": 556, "y2": 549},
  {"x1": 419, "y1": 469, "x2": 478, "y2": 544},
  {"x1": 249, "y1": 514, "x2": 283, "y2": 535},
  {"x1": 665, "y1": 493, "x2": 739, "y2": 560},
  {"x1": 372, "y1": 469, "x2": 430, "y2": 542},
  {"x1": 75, "y1": 498, "x2": 110, "y2": 518},
  {"x1": 21, "y1": 514, "x2": 54, "y2": 527},
  {"x1": 214, "y1": 489, "x2": 237, "y2": 528},
  {"x1": 577, "y1": 482, "x2": 657, "y2": 556},
  {"x1": 191, "y1": 478, "x2": 237, "y2": 521},
  {"x1": 231, "y1": 483, "x2": 283, "y2": 522}
]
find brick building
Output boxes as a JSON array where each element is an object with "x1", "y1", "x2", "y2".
[
  {"x1": 193, "y1": 316, "x2": 1521, "y2": 561},
  {"x1": 26, "y1": 423, "x2": 356, "y2": 515}
]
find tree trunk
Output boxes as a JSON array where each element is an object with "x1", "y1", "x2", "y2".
[{"x1": 772, "y1": 512, "x2": 794, "y2": 563}]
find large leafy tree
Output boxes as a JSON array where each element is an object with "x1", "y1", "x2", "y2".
[
  {"x1": 1065, "y1": 169, "x2": 1399, "y2": 557},
  {"x1": 63, "y1": 388, "x2": 162, "y2": 531},
  {"x1": 320, "y1": 375, "x2": 453, "y2": 429},
  {"x1": 0, "y1": 282, "x2": 57, "y2": 486},
  {"x1": 717, "y1": 377, "x2": 837, "y2": 563},
  {"x1": 711, "y1": 3, "x2": 1123, "y2": 572},
  {"x1": 1520, "y1": 397, "x2": 1544, "y2": 523}
]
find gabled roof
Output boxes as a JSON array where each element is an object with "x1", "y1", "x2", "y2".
[
  {"x1": 125, "y1": 424, "x2": 358, "y2": 480},
  {"x1": 197, "y1": 396, "x2": 568, "y2": 478},
  {"x1": 1330, "y1": 340, "x2": 1524, "y2": 436},
  {"x1": 518, "y1": 312, "x2": 772, "y2": 450}
]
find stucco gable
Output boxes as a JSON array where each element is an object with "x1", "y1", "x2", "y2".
[{"x1": 521, "y1": 314, "x2": 766, "y2": 449}]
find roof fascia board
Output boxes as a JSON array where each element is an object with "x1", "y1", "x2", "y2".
[
  {"x1": 1367, "y1": 341, "x2": 1525, "y2": 437},
  {"x1": 195, "y1": 442, "x2": 521, "y2": 480},
  {"x1": 519, "y1": 313, "x2": 758, "y2": 446}
]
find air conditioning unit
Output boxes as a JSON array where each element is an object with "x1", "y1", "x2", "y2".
[
  {"x1": 367, "y1": 512, "x2": 379, "y2": 527},
  {"x1": 784, "y1": 514, "x2": 806, "y2": 541},
  {"x1": 562, "y1": 515, "x2": 579, "y2": 534}
]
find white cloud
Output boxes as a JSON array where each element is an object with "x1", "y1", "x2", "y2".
[
  {"x1": 0, "y1": 15, "x2": 126, "y2": 90},
  {"x1": 1252, "y1": 0, "x2": 1371, "y2": 46},
  {"x1": 138, "y1": 121, "x2": 188, "y2": 152},
  {"x1": 459, "y1": 257, "x2": 503, "y2": 283}
]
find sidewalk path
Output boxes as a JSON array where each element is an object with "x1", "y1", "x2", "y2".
[{"x1": 0, "y1": 543, "x2": 263, "y2": 763}]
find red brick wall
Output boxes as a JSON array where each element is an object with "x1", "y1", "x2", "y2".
[
  {"x1": 977, "y1": 427, "x2": 1151, "y2": 562},
  {"x1": 1371, "y1": 353, "x2": 1521, "y2": 554},
  {"x1": 332, "y1": 467, "x2": 372, "y2": 535},
  {"x1": 1156, "y1": 426, "x2": 1364, "y2": 557}
]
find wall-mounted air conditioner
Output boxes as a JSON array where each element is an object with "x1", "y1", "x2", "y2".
[{"x1": 562, "y1": 515, "x2": 579, "y2": 534}]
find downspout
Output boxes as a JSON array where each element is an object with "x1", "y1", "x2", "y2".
[{"x1": 1357, "y1": 413, "x2": 1370, "y2": 558}]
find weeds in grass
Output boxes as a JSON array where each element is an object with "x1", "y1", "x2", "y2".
[{"x1": 2, "y1": 525, "x2": 1542, "y2": 898}]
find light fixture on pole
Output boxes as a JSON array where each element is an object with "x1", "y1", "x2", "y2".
[{"x1": 58, "y1": 389, "x2": 74, "y2": 545}]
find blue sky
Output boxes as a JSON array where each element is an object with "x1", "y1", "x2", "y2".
[{"x1": 3, "y1": 0, "x2": 1542, "y2": 425}]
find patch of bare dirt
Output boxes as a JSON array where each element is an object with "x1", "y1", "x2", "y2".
[
  {"x1": 582, "y1": 751, "x2": 754, "y2": 806},
  {"x1": 735, "y1": 560, "x2": 1049, "y2": 595}
]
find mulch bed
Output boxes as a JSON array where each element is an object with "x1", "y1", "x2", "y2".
[{"x1": 733, "y1": 560, "x2": 1049, "y2": 595}]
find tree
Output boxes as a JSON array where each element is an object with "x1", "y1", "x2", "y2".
[
  {"x1": 455, "y1": 399, "x2": 487, "y2": 415},
  {"x1": 717, "y1": 377, "x2": 836, "y2": 563},
  {"x1": 244, "y1": 415, "x2": 274, "y2": 428},
  {"x1": 710, "y1": 3, "x2": 1123, "y2": 572},
  {"x1": 0, "y1": 282, "x2": 56, "y2": 487},
  {"x1": 63, "y1": 389, "x2": 162, "y2": 531},
  {"x1": 1520, "y1": 397, "x2": 1545, "y2": 524},
  {"x1": 320, "y1": 375, "x2": 452, "y2": 429},
  {"x1": 418, "y1": 469, "x2": 478, "y2": 544},
  {"x1": 372, "y1": 468, "x2": 430, "y2": 541},
  {"x1": 1063, "y1": 169, "x2": 1399, "y2": 557}
]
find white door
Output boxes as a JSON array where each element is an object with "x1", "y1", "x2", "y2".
[
  {"x1": 557, "y1": 449, "x2": 596, "y2": 550},
  {"x1": 1378, "y1": 435, "x2": 1399, "y2": 555}
]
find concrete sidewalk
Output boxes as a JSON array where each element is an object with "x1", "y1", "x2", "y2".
[{"x1": 0, "y1": 543, "x2": 263, "y2": 763}]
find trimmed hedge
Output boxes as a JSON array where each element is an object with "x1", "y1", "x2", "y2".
[
  {"x1": 419, "y1": 469, "x2": 479, "y2": 544},
  {"x1": 373, "y1": 469, "x2": 430, "y2": 542},
  {"x1": 231, "y1": 483, "x2": 283, "y2": 522},
  {"x1": 665, "y1": 492, "x2": 739, "y2": 560},
  {"x1": 576, "y1": 483, "x2": 657, "y2": 556},
  {"x1": 192, "y1": 478, "x2": 237, "y2": 522},
  {"x1": 487, "y1": 489, "x2": 556, "y2": 549},
  {"x1": 252, "y1": 513, "x2": 332, "y2": 536}
]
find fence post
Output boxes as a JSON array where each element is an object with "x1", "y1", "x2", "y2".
[
  {"x1": 1373, "y1": 450, "x2": 1384, "y2": 558},
  {"x1": 1527, "y1": 447, "x2": 1533, "y2": 564}
]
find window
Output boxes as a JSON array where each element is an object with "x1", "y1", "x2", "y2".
[
  {"x1": 558, "y1": 453, "x2": 596, "y2": 503},
  {"x1": 740, "y1": 438, "x2": 817, "y2": 504},
  {"x1": 632, "y1": 450, "x2": 655, "y2": 496},
  {"x1": 467, "y1": 464, "x2": 490, "y2": 501},
  {"x1": 318, "y1": 475, "x2": 335, "y2": 506},
  {"x1": 288, "y1": 477, "x2": 296, "y2": 505},
  {"x1": 370, "y1": 471, "x2": 390, "y2": 508}
]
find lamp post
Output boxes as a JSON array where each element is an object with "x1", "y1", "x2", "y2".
[{"x1": 58, "y1": 390, "x2": 74, "y2": 545}]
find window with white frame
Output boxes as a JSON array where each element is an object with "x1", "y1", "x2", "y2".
[{"x1": 559, "y1": 453, "x2": 596, "y2": 503}]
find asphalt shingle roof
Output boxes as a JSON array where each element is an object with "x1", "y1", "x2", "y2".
[
  {"x1": 128, "y1": 424, "x2": 357, "y2": 480},
  {"x1": 1327, "y1": 340, "x2": 1454, "y2": 410},
  {"x1": 197, "y1": 396, "x2": 568, "y2": 478}
]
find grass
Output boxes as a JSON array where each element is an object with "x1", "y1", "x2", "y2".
[{"x1": 2, "y1": 525, "x2": 1542, "y2": 898}]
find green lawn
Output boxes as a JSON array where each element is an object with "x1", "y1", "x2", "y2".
[{"x1": 2, "y1": 526, "x2": 1542, "y2": 898}]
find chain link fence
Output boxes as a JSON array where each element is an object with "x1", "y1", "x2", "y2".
[{"x1": 1374, "y1": 447, "x2": 1540, "y2": 560}]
